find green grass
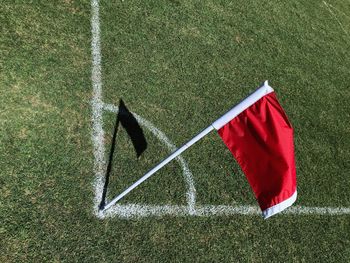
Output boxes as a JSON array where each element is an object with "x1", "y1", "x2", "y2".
[{"x1": 1, "y1": 0, "x2": 350, "y2": 261}]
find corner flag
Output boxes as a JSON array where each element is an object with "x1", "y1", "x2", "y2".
[{"x1": 102, "y1": 81, "x2": 297, "y2": 219}]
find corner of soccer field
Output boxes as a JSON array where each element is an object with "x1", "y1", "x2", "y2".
[{"x1": 1, "y1": 0, "x2": 349, "y2": 262}]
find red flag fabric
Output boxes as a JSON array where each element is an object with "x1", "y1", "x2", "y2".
[{"x1": 212, "y1": 81, "x2": 297, "y2": 218}]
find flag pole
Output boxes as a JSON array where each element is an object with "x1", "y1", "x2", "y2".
[
  {"x1": 101, "y1": 81, "x2": 272, "y2": 212},
  {"x1": 102, "y1": 125, "x2": 214, "y2": 211}
]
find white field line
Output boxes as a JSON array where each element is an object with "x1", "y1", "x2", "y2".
[
  {"x1": 323, "y1": 1, "x2": 350, "y2": 20},
  {"x1": 103, "y1": 103, "x2": 196, "y2": 214},
  {"x1": 101, "y1": 204, "x2": 350, "y2": 219},
  {"x1": 323, "y1": 1, "x2": 350, "y2": 38},
  {"x1": 91, "y1": 0, "x2": 106, "y2": 217}
]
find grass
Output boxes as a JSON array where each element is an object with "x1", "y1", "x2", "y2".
[{"x1": 1, "y1": 0, "x2": 350, "y2": 261}]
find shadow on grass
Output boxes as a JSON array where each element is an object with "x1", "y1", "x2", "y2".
[{"x1": 99, "y1": 99, "x2": 147, "y2": 210}]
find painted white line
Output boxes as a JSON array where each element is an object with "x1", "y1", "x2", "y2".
[
  {"x1": 103, "y1": 103, "x2": 197, "y2": 214},
  {"x1": 100, "y1": 204, "x2": 350, "y2": 219},
  {"x1": 323, "y1": 1, "x2": 350, "y2": 20},
  {"x1": 91, "y1": 0, "x2": 106, "y2": 218},
  {"x1": 323, "y1": 1, "x2": 350, "y2": 38},
  {"x1": 287, "y1": 206, "x2": 350, "y2": 215}
]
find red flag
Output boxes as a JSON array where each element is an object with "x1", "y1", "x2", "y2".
[{"x1": 212, "y1": 81, "x2": 297, "y2": 218}]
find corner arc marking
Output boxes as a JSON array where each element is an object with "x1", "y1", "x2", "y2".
[{"x1": 102, "y1": 103, "x2": 197, "y2": 215}]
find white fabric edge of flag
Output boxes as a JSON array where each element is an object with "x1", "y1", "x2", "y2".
[
  {"x1": 262, "y1": 190, "x2": 297, "y2": 219},
  {"x1": 212, "y1": 80, "x2": 274, "y2": 130}
]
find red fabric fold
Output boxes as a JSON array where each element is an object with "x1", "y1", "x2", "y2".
[{"x1": 218, "y1": 92, "x2": 296, "y2": 212}]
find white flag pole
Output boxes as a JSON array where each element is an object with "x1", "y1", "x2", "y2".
[
  {"x1": 102, "y1": 125, "x2": 214, "y2": 211},
  {"x1": 101, "y1": 81, "x2": 273, "y2": 212}
]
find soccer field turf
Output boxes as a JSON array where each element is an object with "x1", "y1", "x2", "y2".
[{"x1": 1, "y1": 0, "x2": 350, "y2": 261}]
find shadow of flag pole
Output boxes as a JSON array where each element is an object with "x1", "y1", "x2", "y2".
[
  {"x1": 102, "y1": 81, "x2": 297, "y2": 219},
  {"x1": 99, "y1": 99, "x2": 148, "y2": 210},
  {"x1": 102, "y1": 124, "x2": 214, "y2": 211}
]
